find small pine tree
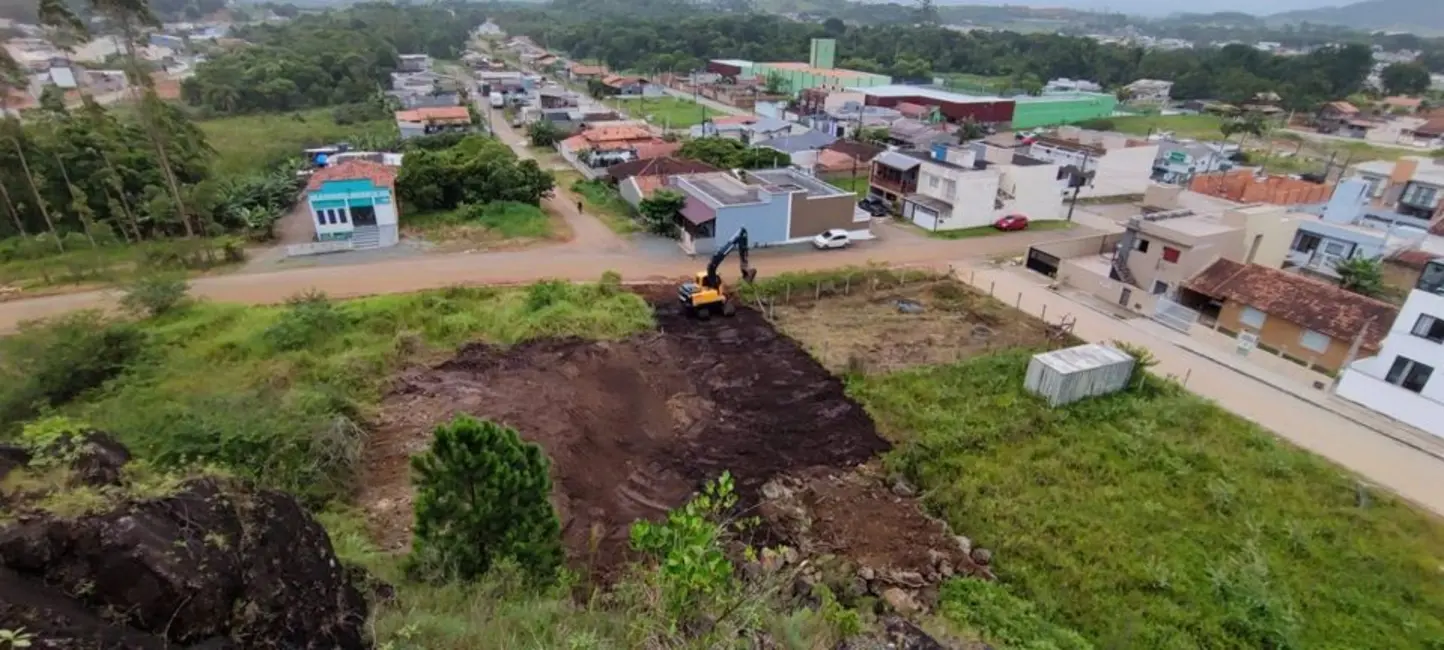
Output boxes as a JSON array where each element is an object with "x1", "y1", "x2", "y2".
[{"x1": 408, "y1": 416, "x2": 563, "y2": 582}]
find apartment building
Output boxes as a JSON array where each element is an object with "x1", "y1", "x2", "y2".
[
  {"x1": 1337, "y1": 259, "x2": 1444, "y2": 437},
  {"x1": 1151, "y1": 141, "x2": 1236, "y2": 184},
  {"x1": 1027, "y1": 126, "x2": 1159, "y2": 198},
  {"x1": 1348, "y1": 156, "x2": 1444, "y2": 223},
  {"x1": 900, "y1": 146, "x2": 1065, "y2": 231}
]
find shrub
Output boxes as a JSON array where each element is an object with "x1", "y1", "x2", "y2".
[
  {"x1": 119, "y1": 274, "x2": 191, "y2": 318},
  {"x1": 0, "y1": 312, "x2": 144, "y2": 429},
  {"x1": 263, "y1": 291, "x2": 353, "y2": 351},
  {"x1": 525, "y1": 280, "x2": 571, "y2": 312},
  {"x1": 630, "y1": 472, "x2": 743, "y2": 619},
  {"x1": 408, "y1": 416, "x2": 562, "y2": 582}
]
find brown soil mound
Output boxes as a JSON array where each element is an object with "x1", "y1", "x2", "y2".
[{"x1": 363, "y1": 305, "x2": 891, "y2": 573}]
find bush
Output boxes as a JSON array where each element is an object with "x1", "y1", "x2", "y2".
[
  {"x1": 263, "y1": 291, "x2": 353, "y2": 351},
  {"x1": 525, "y1": 280, "x2": 571, "y2": 312},
  {"x1": 0, "y1": 312, "x2": 145, "y2": 430},
  {"x1": 120, "y1": 274, "x2": 191, "y2": 318},
  {"x1": 1077, "y1": 118, "x2": 1115, "y2": 131},
  {"x1": 630, "y1": 472, "x2": 743, "y2": 619},
  {"x1": 408, "y1": 416, "x2": 563, "y2": 582}
]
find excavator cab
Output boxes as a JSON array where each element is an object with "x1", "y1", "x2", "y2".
[{"x1": 678, "y1": 228, "x2": 757, "y2": 319}]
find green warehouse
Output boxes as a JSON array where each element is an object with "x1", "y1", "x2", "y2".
[
  {"x1": 705, "y1": 38, "x2": 891, "y2": 97},
  {"x1": 1010, "y1": 93, "x2": 1118, "y2": 129}
]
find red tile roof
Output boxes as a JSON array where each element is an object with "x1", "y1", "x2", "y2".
[
  {"x1": 1384, "y1": 96, "x2": 1423, "y2": 110},
  {"x1": 1323, "y1": 101, "x2": 1358, "y2": 115},
  {"x1": 606, "y1": 155, "x2": 718, "y2": 181},
  {"x1": 711, "y1": 115, "x2": 758, "y2": 126},
  {"x1": 633, "y1": 141, "x2": 683, "y2": 160},
  {"x1": 569, "y1": 63, "x2": 606, "y2": 76},
  {"x1": 1187, "y1": 259, "x2": 1397, "y2": 350},
  {"x1": 306, "y1": 160, "x2": 398, "y2": 192},
  {"x1": 395, "y1": 106, "x2": 471, "y2": 123},
  {"x1": 824, "y1": 139, "x2": 884, "y2": 162},
  {"x1": 1415, "y1": 117, "x2": 1444, "y2": 138},
  {"x1": 896, "y1": 102, "x2": 931, "y2": 118}
]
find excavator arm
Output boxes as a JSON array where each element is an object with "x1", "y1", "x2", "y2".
[{"x1": 702, "y1": 228, "x2": 758, "y2": 289}]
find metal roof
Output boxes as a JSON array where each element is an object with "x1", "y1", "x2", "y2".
[
  {"x1": 874, "y1": 150, "x2": 922, "y2": 170},
  {"x1": 852, "y1": 84, "x2": 1005, "y2": 103},
  {"x1": 1031, "y1": 343, "x2": 1134, "y2": 373}
]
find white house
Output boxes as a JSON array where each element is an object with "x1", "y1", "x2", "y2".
[
  {"x1": 300, "y1": 160, "x2": 400, "y2": 252},
  {"x1": 901, "y1": 146, "x2": 1065, "y2": 231},
  {"x1": 1029, "y1": 126, "x2": 1159, "y2": 199},
  {"x1": 1337, "y1": 259, "x2": 1444, "y2": 439}
]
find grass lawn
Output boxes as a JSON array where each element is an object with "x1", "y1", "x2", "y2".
[
  {"x1": 852, "y1": 350, "x2": 1444, "y2": 650},
  {"x1": 926, "y1": 220, "x2": 1075, "y2": 240},
  {"x1": 1106, "y1": 114, "x2": 1224, "y2": 141},
  {"x1": 404, "y1": 202, "x2": 562, "y2": 250},
  {"x1": 0, "y1": 237, "x2": 246, "y2": 293},
  {"x1": 607, "y1": 95, "x2": 709, "y2": 129},
  {"x1": 556, "y1": 171, "x2": 641, "y2": 234},
  {"x1": 826, "y1": 175, "x2": 870, "y2": 197},
  {"x1": 199, "y1": 108, "x2": 395, "y2": 176}
]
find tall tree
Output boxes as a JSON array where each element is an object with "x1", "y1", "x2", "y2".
[{"x1": 1379, "y1": 62, "x2": 1431, "y2": 97}]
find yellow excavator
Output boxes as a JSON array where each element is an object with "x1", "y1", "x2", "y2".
[{"x1": 678, "y1": 228, "x2": 758, "y2": 319}]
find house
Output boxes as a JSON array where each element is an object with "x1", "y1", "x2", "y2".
[
  {"x1": 534, "y1": 54, "x2": 560, "y2": 70},
  {"x1": 688, "y1": 116, "x2": 791, "y2": 143},
  {"x1": 852, "y1": 85, "x2": 1015, "y2": 125},
  {"x1": 812, "y1": 139, "x2": 883, "y2": 178},
  {"x1": 1027, "y1": 193, "x2": 1302, "y2": 317},
  {"x1": 600, "y1": 74, "x2": 649, "y2": 96},
  {"x1": 1382, "y1": 96, "x2": 1424, "y2": 114},
  {"x1": 1184, "y1": 258, "x2": 1398, "y2": 373},
  {"x1": 1287, "y1": 179, "x2": 1429, "y2": 279},
  {"x1": 302, "y1": 160, "x2": 400, "y2": 252},
  {"x1": 607, "y1": 156, "x2": 719, "y2": 208},
  {"x1": 1337, "y1": 259, "x2": 1444, "y2": 436},
  {"x1": 1188, "y1": 170, "x2": 1333, "y2": 205},
  {"x1": 1152, "y1": 141, "x2": 1236, "y2": 184},
  {"x1": 1348, "y1": 157, "x2": 1444, "y2": 223},
  {"x1": 398, "y1": 54, "x2": 430, "y2": 73},
  {"x1": 557, "y1": 125, "x2": 668, "y2": 178},
  {"x1": 537, "y1": 89, "x2": 578, "y2": 109},
  {"x1": 868, "y1": 150, "x2": 925, "y2": 207},
  {"x1": 886, "y1": 118, "x2": 955, "y2": 150},
  {"x1": 753, "y1": 129, "x2": 838, "y2": 168},
  {"x1": 1412, "y1": 118, "x2": 1444, "y2": 148},
  {"x1": 669, "y1": 168, "x2": 870, "y2": 254},
  {"x1": 895, "y1": 102, "x2": 940, "y2": 123},
  {"x1": 1028, "y1": 126, "x2": 1159, "y2": 198},
  {"x1": 900, "y1": 146, "x2": 1066, "y2": 231},
  {"x1": 1121, "y1": 79, "x2": 1173, "y2": 104},
  {"x1": 1365, "y1": 116, "x2": 1430, "y2": 146},
  {"x1": 568, "y1": 63, "x2": 607, "y2": 82},
  {"x1": 394, "y1": 106, "x2": 473, "y2": 140},
  {"x1": 1316, "y1": 101, "x2": 1359, "y2": 133}
]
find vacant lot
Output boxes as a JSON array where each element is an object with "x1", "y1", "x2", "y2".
[
  {"x1": 200, "y1": 108, "x2": 394, "y2": 176},
  {"x1": 852, "y1": 350, "x2": 1444, "y2": 649},
  {"x1": 1108, "y1": 114, "x2": 1224, "y2": 140},
  {"x1": 609, "y1": 95, "x2": 709, "y2": 128},
  {"x1": 403, "y1": 202, "x2": 570, "y2": 251}
]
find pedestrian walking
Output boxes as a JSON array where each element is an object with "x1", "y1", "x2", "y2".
[{"x1": 576, "y1": 200, "x2": 583, "y2": 213}]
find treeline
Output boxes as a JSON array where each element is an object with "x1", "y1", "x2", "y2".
[
  {"x1": 182, "y1": 2, "x2": 489, "y2": 115},
  {"x1": 499, "y1": 7, "x2": 1375, "y2": 109}
]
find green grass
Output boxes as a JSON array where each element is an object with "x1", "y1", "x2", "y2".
[
  {"x1": 4, "y1": 282, "x2": 652, "y2": 503},
  {"x1": 851, "y1": 351, "x2": 1444, "y2": 650},
  {"x1": 199, "y1": 108, "x2": 395, "y2": 176},
  {"x1": 0, "y1": 237, "x2": 246, "y2": 291},
  {"x1": 406, "y1": 202, "x2": 555, "y2": 243},
  {"x1": 825, "y1": 175, "x2": 870, "y2": 197},
  {"x1": 606, "y1": 95, "x2": 710, "y2": 128},
  {"x1": 926, "y1": 220, "x2": 1075, "y2": 240},
  {"x1": 939, "y1": 73, "x2": 1011, "y2": 94},
  {"x1": 563, "y1": 173, "x2": 641, "y2": 234},
  {"x1": 1106, "y1": 114, "x2": 1225, "y2": 140}
]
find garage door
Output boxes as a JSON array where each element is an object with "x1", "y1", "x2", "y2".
[{"x1": 1026, "y1": 247, "x2": 1060, "y2": 277}]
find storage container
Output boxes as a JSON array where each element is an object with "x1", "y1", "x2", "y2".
[{"x1": 1024, "y1": 343, "x2": 1136, "y2": 407}]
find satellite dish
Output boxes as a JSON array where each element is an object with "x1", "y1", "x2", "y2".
[{"x1": 314, "y1": 152, "x2": 329, "y2": 167}]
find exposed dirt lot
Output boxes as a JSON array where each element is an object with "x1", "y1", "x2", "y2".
[
  {"x1": 767, "y1": 279, "x2": 1066, "y2": 374},
  {"x1": 360, "y1": 299, "x2": 892, "y2": 573}
]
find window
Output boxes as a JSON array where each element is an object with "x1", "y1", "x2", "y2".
[
  {"x1": 338, "y1": 209, "x2": 349, "y2": 224},
  {"x1": 1134, "y1": 238, "x2": 1150, "y2": 253},
  {"x1": 1385, "y1": 356, "x2": 1434, "y2": 393},
  {"x1": 1412, "y1": 314, "x2": 1444, "y2": 343},
  {"x1": 1162, "y1": 246, "x2": 1181, "y2": 263},
  {"x1": 1298, "y1": 329, "x2": 1330, "y2": 353},
  {"x1": 1151, "y1": 281, "x2": 1169, "y2": 295},
  {"x1": 928, "y1": 174, "x2": 940, "y2": 189},
  {"x1": 944, "y1": 179, "x2": 957, "y2": 199},
  {"x1": 327, "y1": 210, "x2": 338, "y2": 225},
  {"x1": 1401, "y1": 182, "x2": 1440, "y2": 208},
  {"x1": 1240, "y1": 306, "x2": 1267, "y2": 329},
  {"x1": 315, "y1": 209, "x2": 326, "y2": 226},
  {"x1": 1293, "y1": 232, "x2": 1321, "y2": 253}
]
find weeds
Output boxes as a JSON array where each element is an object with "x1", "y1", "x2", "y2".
[{"x1": 119, "y1": 274, "x2": 190, "y2": 318}]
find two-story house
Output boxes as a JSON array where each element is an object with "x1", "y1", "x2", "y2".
[
  {"x1": 1152, "y1": 141, "x2": 1236, "y2": 184},
  {"x1": 1315, "y1": 101, "x2": 1359, "y2": 134},
  {"x1": 1028, "y1": 126, "x2": 1159, "y2": 199},
  {"x1": 867, "y1": 150, "x2": 926, "y2": 206},
  {"x1": 670, "y1": 168, "x2": 870, "y2": 254},
  {"x1": 1349, "y1": 157, "x2": 1444, "y2": 224},
  {"x1": 1287, "y1": 178, "x2": 1431, "y2": 280},
  {"x1": 900, "y1": 146, "x2": 1066, "y2": 231},
  {"x1": 1337, "y1": 258, "x2": 1444, "y2": 437}
]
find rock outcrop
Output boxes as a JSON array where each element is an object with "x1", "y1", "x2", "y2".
[{"x1": 0, "y1": 432, "x2": 370, "y2": 650}]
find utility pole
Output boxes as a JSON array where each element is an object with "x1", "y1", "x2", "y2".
[{"x1": 1065, "y1": 149, "x2": 1092, "y2": 222}]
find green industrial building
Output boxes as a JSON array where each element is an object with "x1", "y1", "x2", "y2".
[
  {"x1": 1010, "y1": 93, "x2": 1118, "y2": 129},
  {"x1": 705, "y1": 38, "x2": 891, "y2": 97}
]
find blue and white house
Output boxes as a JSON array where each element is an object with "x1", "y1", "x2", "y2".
[{"x1": 300, "y1": 160, "x2": 400, "y2": 253}]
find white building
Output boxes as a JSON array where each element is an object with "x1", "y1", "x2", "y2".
[
  {"x1": 298, "y1": 160, "x2": 400, "y2": 253},
  {"x1": 1028, "y1": 126, "x2": 1160, "y2": 199},
  {"x1": 900, "y1": 146, "x2": 1066, "y2": 231},
  {"x1": 1122, "y1": 78, "x2": 1173, "y2": 104},
  {"x1": 1338, "y1": 259, "x2": 1444, "y2": 438}
]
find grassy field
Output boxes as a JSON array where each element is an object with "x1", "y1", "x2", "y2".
[
  {"x1": 852, "y1": 350, "x2": 1444, "y2": 649},
  {"x1": 404, "y1": 202, "x2": 563, "y2": 250},
  {"x1": 925, "y1": 220, "x2": 1075, "y2": 240},
  {"x1": 939, "y1": 73, "x2": 1011, "y2": 94},
  {"x1": 558, "y1": 171, "x2": 641, "y2": 234},
  {"x1": 199, "y1": 108, "x2": 395, "y2": 176},
  {"x1": 1105, "y1": 114, "x2": 1225, "y2": 140},
  {"x1": 608, "y1": 95, "x2": 710, "y2": 128},
  {"x1": 0, "y1": 237, "x2": 246, "y2": 294},
  {"x1": 826, "y1": 175, "x2": 870, "y2": 197}
]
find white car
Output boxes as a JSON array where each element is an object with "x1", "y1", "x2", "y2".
[{"x1": 812, "y1": 229, "x2": 850, "y2": 250}]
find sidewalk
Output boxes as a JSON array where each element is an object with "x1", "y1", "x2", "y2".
[{"x1": 958, "y1": 264, "x2": 1444, "y2": 517}]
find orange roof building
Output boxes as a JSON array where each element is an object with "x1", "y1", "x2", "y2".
[
  {"x1": 303, "y1": 160, "x2": 402, "y2": 250},
  {"x1": 395, "y1": 106, "x2": 472, "y2": 124}
]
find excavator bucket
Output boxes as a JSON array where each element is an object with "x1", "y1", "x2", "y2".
[{"x1": 742, "y1": 266, "x2": 758, "y2": 283}]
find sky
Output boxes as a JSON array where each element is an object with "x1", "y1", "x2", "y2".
[{"x1": 937, "y1": 0, "x2": 1355, "y2": 17}]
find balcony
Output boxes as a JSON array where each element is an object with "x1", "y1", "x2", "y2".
[{"x1": 869, "y1": 174, "x2": 913, "y2": 195}]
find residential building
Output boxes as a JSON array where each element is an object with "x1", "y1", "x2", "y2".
[
  {"x1": 607, "y1": 156, "x2": 718, "y2": 208},
  {"x1": 1315, "y1": 101, "x2": 1359, "y2": 133},
  {"x1": 1044, "y1": 78, "x2": 1102, "y2": 93},
  {"x1": 753, "y1": 129, "x2": 839, "y2": 168},
  {"x1": 1183, "y1": 258, "x2": 1397, "y2": 374},
  {"x1": 1382, "y1": 96, "x2": 1424, "y2": 114},
  {"x1": 302, "y1": 160, "x2": 400, "y2": 251},
  {"x1": 705, "y1": 39, "x2": 892, "y2": 96},
  {"x1": 601, "y1": 74, "x2": 649, "y2": 96},
  {"x1": 853, "y1": 85, "x2": 1015, "y2": 125},
  {"x1": 1348, "y1": 157, "x2": 1444, "y2": 224},
  {"x1": 885, "y1": 118, "x2": 956, "y2": 150},
  {"x1": 868, "y1": 150, "x2": 925, "y2": 206},
  {"x1": 1151, "y1": 141, "x2": 1236, "y2": 184},
  {"x1": 1338, "y1": 259, "x2": 1444, "y2": 436},
  {"x1": 900, "y1": 146, "x2": 1066, "y2": 231},
  {"x1": 1028, "y1": 195, "x2": 1301, "y2": 315},
  {"x1": 1413, "y1": 118, "x2": 1444, "y2": 149},
  {"x1": 688, "y1": 115, "x2": 791, "y2": 143},
  {"x1": 394, "y1": 106, "x2": 473, "y2": 140},
  {"x1": 398, "y1": 54, "x2": 430, "y2": 73},
  {"x1": 1287, "y1": 179, "x2": 1431, "y2": 279},
  {"x1": 557, "y1": 125, "x2": 669, "y2": 179},
  {"x1": 1188, "y1": 170, "x2": 1334, "y2": 205},
  {"x1": 669, "y1": 168, "x2": 870, "y2": 253},
  {"x1": 812, "y1": 139, "x2": 883, "y2": 178},
  {"x1": 1028, "y1": 126, "x2": 1159, "y2": 198},
  {"x1": 567, "y1": 63, "x2": 607, "y2": 82},
  {"x1": 1011, "y1": 93, "x2": 1118, "y2": 130},
  {"x1": 1121, "y1": 79, "x2": 1173, "y2": 104}
]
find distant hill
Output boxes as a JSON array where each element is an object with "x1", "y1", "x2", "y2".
[{"x1": 1269, "y1": 0, "x2": 1444, "y2": 34}]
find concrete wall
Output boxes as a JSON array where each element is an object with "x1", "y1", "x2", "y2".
[
  {"x1": 1219, "y1": 204, "x2": 1301, "y2": 269},
  {"x1": 1033, "y1": 232, "x2": 1121, "y2": 259},
  {"x1": 1338, "y1": 289, "x2": 1444, "y2": 435},
  {"x1": 716, "y1": 197, "x2": 790, "y2": 246},
  {"x1": 1003, "y1": 163, "x2": 1066, "y2": 221},
  {"x1": 787, "y1": 192, "x2": 855, "y2": 238},
  {"x1": 1126, "y1": 227, "x2": 1236, "y2": 295},
  {"x1": 1215, "y1": 300, "x2": 1353, "y2": 372},
  {"x1": 619, "y1": 176, "x2": 646, "y2": 208},
  {"x1": 1057, "y1": 257, "x2": 1159, "y2": 314},
  {"x1": 1090, "y1": 144, "x2": 1159, "y2": 198}
]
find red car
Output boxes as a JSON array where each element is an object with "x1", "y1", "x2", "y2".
[{"x1": 994, "y1": 214, "x2": 1029, "y2": 231}]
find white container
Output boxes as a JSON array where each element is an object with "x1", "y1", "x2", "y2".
[{"x1": 1024, "y1": 343, "x2": 1137, "y2": 407}]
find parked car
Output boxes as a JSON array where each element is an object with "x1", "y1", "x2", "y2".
[
  {"x1": 994, "y1": 214, "x2": 1029, "y2": 231},
  {"x1": 858, "y1": 196, "x2": 891, "y2": 217},
  {"x1": 812, "y1": 229, "x2": 851, "y2": 250}
]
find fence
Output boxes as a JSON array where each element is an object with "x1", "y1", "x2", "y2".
[
  {"x1": 286, "y1": 240, "x2": 355, "y2": 257},
  {"x1": 1152, "y1": 296, "x2": 1200, "y2": 333}
]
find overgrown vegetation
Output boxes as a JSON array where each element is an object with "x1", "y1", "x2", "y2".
[
  {"x1": 566, "y1": 175, "x2": 640, "y2": 234},
  {"x1": 0, "y1": 280, "x2": 653, "y2": 502},
  {"x1": 406, "y1": 202, "x2": 555, "y2": 244},
  {"x1": 396, "y1": 136, "x2": 554, "y2": 213},
  {"x1": 851, "y1": 350, "x2": 1444, "y2": 649},
  {"x1": 198, "y1": 106, "x2": 397, "y2": 177}
]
